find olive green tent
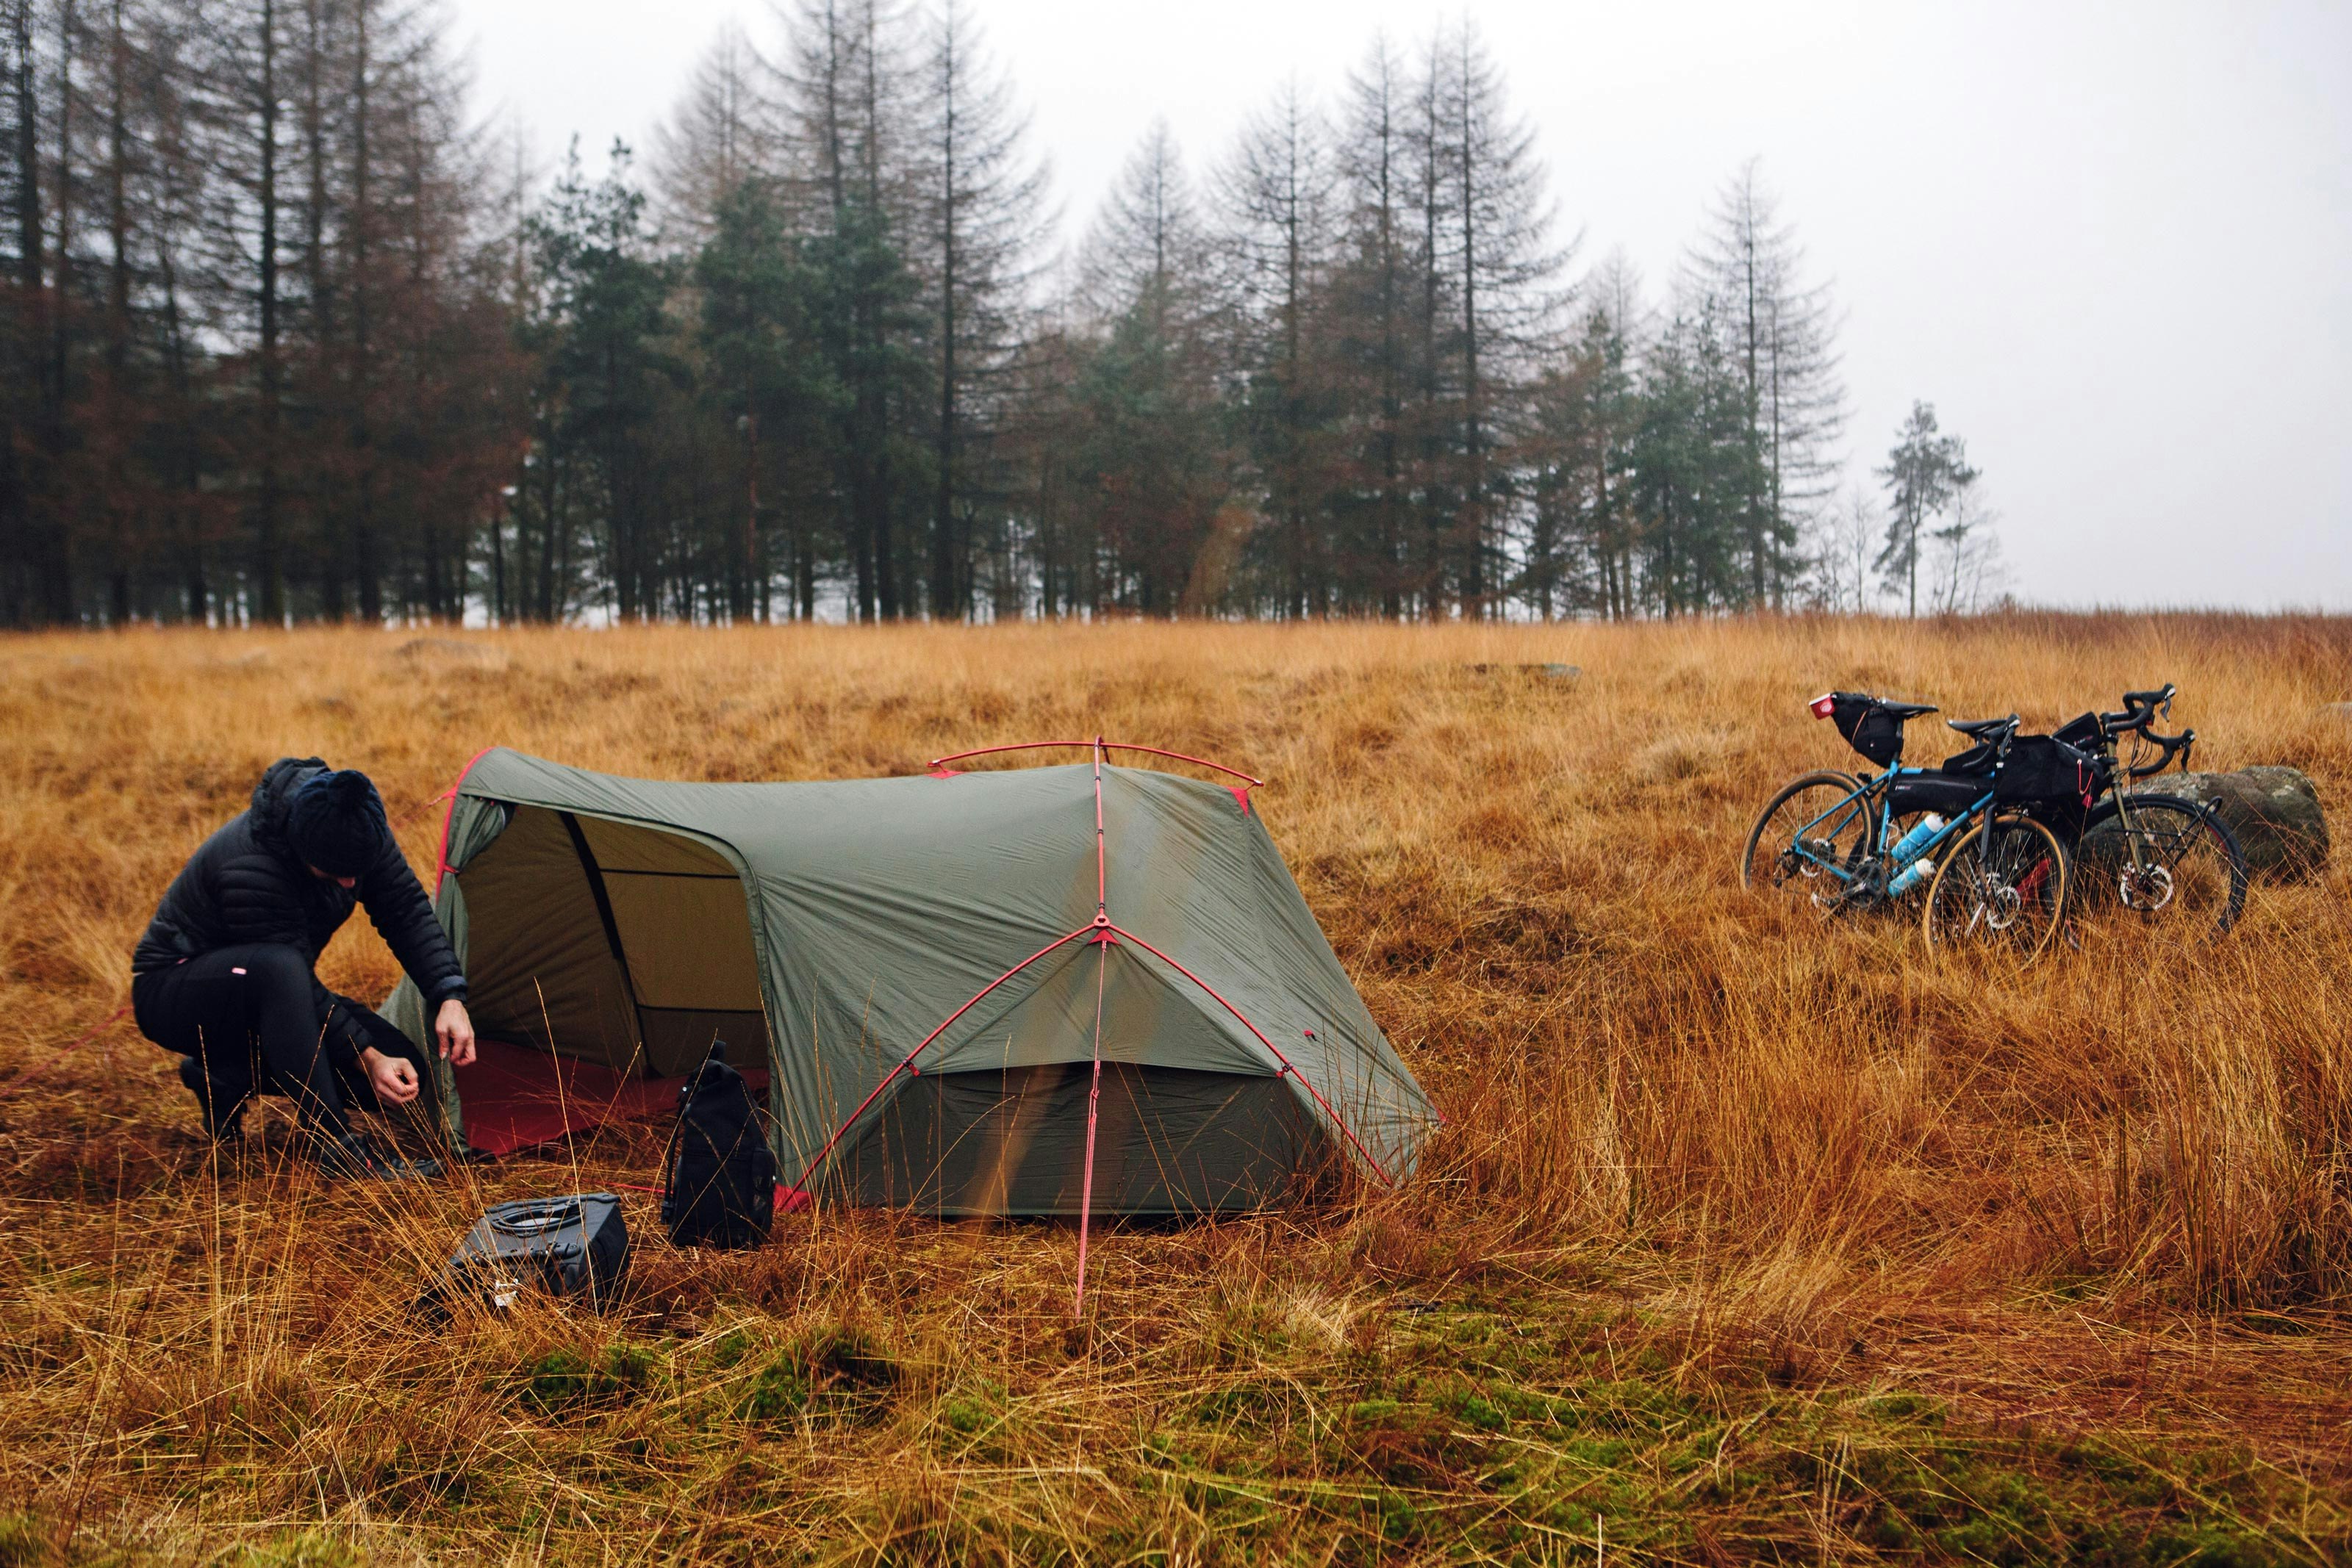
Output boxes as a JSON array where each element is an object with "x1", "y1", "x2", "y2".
[{"x1": 385, "y1": 744, "x2": 1434, "y2": 1216}]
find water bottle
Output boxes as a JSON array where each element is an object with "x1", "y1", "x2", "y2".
[{"x1": 1883, "y1": 813, "x2": 1945, "y2": 898}]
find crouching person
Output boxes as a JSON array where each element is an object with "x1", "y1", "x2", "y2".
[{"x1": 131, "y1": 758, "x2": 477, "y2": 1180}]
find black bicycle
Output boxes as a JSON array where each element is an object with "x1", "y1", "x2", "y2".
[{"x1": 2044, "y1": 684, "x2": 2248, "y2": 940}]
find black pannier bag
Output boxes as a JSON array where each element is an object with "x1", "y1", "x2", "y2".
[
  {"x1": 660, "y1": 1040, "x2": 776, "y2": 1250},
  {"x1": 1828, "y1": 692, "x2": 1907, "y2": 767},
  {"x1": 445, "y1": 1193, "x2": 630, "y2": 1312},
  {"x1": 1996, "y1": 735, "x2": 2098, "y2": 812}
]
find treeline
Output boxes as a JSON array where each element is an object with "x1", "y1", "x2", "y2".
[{"x1": 2, "y1": 0, "x2": 1951, "y2": 627}]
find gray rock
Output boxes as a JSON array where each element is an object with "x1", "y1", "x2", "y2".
[{"x1": 2159, "y1": 766, "x2": 2330, "y2": 880}]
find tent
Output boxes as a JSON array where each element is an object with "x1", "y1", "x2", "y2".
[{"x1": 384, "y1": 743, "x2": 1435, "y2": 1220}]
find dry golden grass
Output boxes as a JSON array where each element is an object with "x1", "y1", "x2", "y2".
[{"x1": 1, "y1": 614, "x2": 2348, "y2": 1565}]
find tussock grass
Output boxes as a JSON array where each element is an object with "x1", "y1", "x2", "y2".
[{"x1": 0, "y1": 614, "x2": 2347, "y2": 1563}]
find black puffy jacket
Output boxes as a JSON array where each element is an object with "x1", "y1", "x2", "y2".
[{"x1": 132, "y1": 758, "x2": 467, "y2": 1028}]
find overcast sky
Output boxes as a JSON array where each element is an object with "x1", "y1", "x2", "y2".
[{"x1": 450, "y1": 0, "x2": 2350, "y2": 610}]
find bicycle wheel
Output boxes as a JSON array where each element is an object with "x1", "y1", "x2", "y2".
[
  {"x1": 1740, "y1": 770, "x2": 1876, "y2": 908},
  {"x1": 2073, "y1": 793, "x2": 2248, "y2": 939},
  {"x1": 1921, "y1": 812, "x2": 2069, "y2": 962}
]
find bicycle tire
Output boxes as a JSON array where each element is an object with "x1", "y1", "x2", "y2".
[
  {"x1": 2074, "y1": 792, "x2": 2248, "y2": 939},
  {"x1": 1921, "y1": 812, "x2": 2070, "y2": 963},
  {"x1": 1740, "y1": 770, "x2": 1876, "y2": 906}
]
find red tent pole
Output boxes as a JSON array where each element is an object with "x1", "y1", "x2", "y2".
[
  {"x1": 1073, "y1": 936, "x2": 1108, "y2": 1321},
  {"x1": 928, "y1": 739, "x2": 1266, "y2": 788},
  {"x1": 1074, "y1": 736, "x2": 1111, "y2": 1320}
]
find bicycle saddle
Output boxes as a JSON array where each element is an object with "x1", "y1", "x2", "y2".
[
  {"x1": 1947, "y1": 714, "x2": 2018, "y2": 740},
  {"x1": 1875, "y1": 699, "x2": 1939, "y2": 720}
]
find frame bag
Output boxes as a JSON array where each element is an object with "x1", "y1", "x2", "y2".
[{"x1": 660, "y1": 1041, "x2": 776, "y2": 1250}]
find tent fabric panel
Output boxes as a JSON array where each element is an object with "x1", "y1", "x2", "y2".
[
  {"x1": 578, "y1": 813, "x2": 737, "y2": 877},
  {"x1": 922, "y1": 940, "x2": 1272, "y2": 1079},
  {"x1": 747, "y1": 767, "x2": 1105, "y2": 1171},
  {"x1": 831, "y1": 1063, "x2": 1325, "y2": 1215},
  {"x1": 451, "y1": 804, "x2": 642, "y2": 1072},
  {"x1": 601, "y1": 871, "x2": 765, "y2": 1012},
  {"x1": 1098, "y1": 769, "x2": 1436, "y2": 1182}
]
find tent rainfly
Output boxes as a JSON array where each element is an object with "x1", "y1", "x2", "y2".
[{"x1": 385, "y1": 741, "x2": 1436, "y2": 1230}]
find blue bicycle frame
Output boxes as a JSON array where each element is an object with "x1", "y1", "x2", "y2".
[{"x1": 1785, "y1": 766, "x2": 1997, "y2": 899}]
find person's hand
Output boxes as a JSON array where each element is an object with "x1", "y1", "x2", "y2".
[
  {"x1": 365, "y1": 1048, "x2": 420, "y2": 1106},
  {"x1": 436, "y1": 999, "x2": 477, "y2": 1067}
]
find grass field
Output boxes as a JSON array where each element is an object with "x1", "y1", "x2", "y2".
[{"x1": 1, "y1": 614, "x2": 2347, "y2": 1565}]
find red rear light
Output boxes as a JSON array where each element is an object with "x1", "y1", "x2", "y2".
[{"x1": 1808, "y1": 692, "x2": 1837, "y2": 719}]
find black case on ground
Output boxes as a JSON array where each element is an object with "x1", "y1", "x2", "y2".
[{"x1": 444, "y1": 1193, "x2": 630, "y2": 1311}]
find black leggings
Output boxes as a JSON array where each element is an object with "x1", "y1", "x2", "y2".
[{"x1": 132, "y1": 944, "x2": 437, "y2": 1143}]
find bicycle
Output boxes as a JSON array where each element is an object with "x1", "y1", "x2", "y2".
[
  {"x1": 2045, "y1": 683, "x2": 2248, "y2": 939},
  {"x1": 1740, "y1": 692, "x2": 2072, "y2": 962}
]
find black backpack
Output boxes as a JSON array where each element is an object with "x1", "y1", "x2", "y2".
[{"x1": 659, "y1": 1041, "x2": 776, "y2": 1250}]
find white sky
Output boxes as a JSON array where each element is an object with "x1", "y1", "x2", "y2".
[{"x1": 451, "y1": 0, "x2": 2352, "y2": 610}]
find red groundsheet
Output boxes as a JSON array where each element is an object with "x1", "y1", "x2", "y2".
[{"x1": 450, "y1": 1037, "x2": 770, "y2": 1159}]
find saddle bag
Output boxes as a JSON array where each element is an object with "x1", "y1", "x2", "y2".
[
  {"x1": 1826, "y1": 692, "x2": 1907, "y2": 767},
  {"x1": 660, "y1": 1041, "x2": 776, "y2": 1250},
  {"x1": 445, "y1": 1193, "x2": 630, "y2": 1311}
]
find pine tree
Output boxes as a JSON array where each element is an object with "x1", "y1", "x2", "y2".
[
  {"x1": 918, "y1": 0, "x2": 1042, "y2": 619},
  {"x1": 1682, "y1": 158, "x2": 1843, "y2": 608},
  {"x1": 1073, "y1": 121, "x2": 1228, "y2": 614},
  {"x1": 1874, "y1": 400, "x2": 1976, "y2": 616},
  {"x1": 1219, "y1": 78, "x2": 1334, "y2": 615}
]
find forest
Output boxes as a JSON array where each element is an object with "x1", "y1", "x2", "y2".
[{"x1": 0, "y1": 0, "x2": 1997, "y2": 627}]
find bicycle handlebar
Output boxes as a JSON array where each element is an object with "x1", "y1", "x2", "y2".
[{"x1": 2126, "y1": 727, "x2": 2196, "y2": 777}]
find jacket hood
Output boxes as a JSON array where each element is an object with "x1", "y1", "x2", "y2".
[{"x1": 249, "y1": 757, "x2": 331, "y2": 857}]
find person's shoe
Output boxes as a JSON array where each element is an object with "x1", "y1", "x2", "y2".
[
  {"x1": 178, "y1": 1056, "x2": 246, "y2": 1143},
  {"x1": 312, "y1": 1130, "x2": 442, "y2": 1182}
]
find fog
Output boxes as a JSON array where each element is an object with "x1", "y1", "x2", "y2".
[{"x1": 453, "y1": 0, "x2": 2351, "y2": 610}]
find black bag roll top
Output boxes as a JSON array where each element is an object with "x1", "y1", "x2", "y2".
[
  {"x1": 448, "y1": 1193, "x2": 630, "y2": 1310},
  {"x1": 661, "y1": 1040, "x2": 777, "y2": 1250},
  {"x1": 1828, "y1": 692, "x2": 1907, "y2": 767}
]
